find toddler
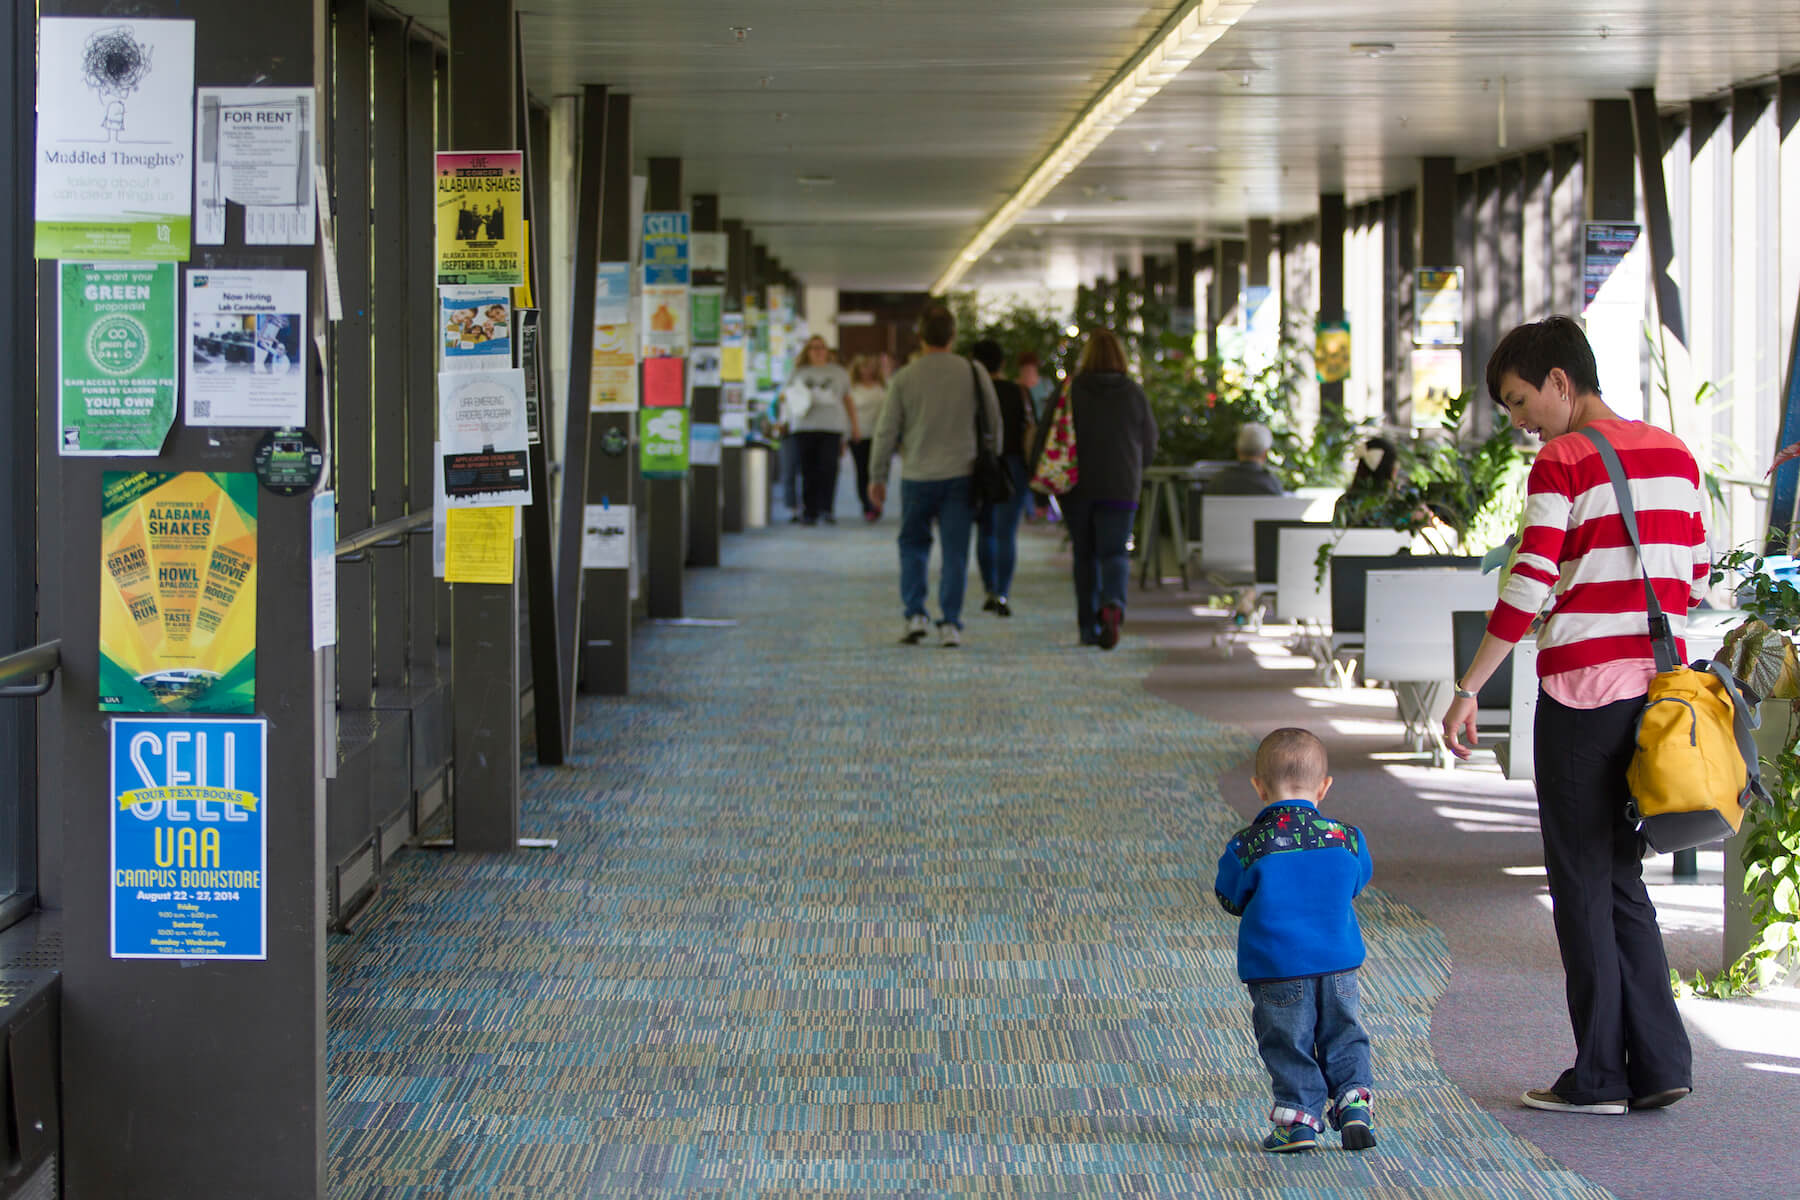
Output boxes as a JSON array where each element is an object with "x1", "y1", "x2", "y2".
[{"x1": 1215, "y1": 727, "x2": 1376, "y2": 1152}]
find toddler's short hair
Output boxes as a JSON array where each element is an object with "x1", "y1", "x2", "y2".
[{"x1": 1254, "y1": 727, "x2": 1328, "y2": 793}]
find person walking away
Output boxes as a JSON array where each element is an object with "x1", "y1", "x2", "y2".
[
  {"x1": 970, "y1": 339, "x2": 1035, "y2": 616},
  {"x1": 1216, "y1": 728, "x2": 1377, "y2": 1153},
  {"x1": 845, "y1": 355, "x2": 888, "y2": 521},
  {"x1": 1016, "y1": 350, "x2": 1056, "y2": 423},
  {"x1": 1037, "y1": 328, "x2": 1157, "y2": 649},
  {"x1": 1444, "y1": 315, "x2": 1705, "y2": 1116},
  {"x1": 1206, "y1": 422, "x2": 1286, "y2": 495},
  {"x1": 787, "y1": 335, "x2": 855, "y2": 525},
  {"x1": 867, "y1": 304, "x2": 1000, "y2": 648}
]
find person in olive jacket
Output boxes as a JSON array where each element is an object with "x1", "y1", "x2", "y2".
[{"x1": 1033, "y1": 328, "x2": 1158, "y2": 648}]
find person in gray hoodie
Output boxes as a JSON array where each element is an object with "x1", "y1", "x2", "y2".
[
  {"x1": 1037, "y1": 328, "x2": 1158, "y2": 649},
  {"x1": 868, "y1": 304, "x2": 1000, "y2": 648}
]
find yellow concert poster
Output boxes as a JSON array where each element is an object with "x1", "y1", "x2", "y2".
[
  {"x1": 100, "y1": 471, "x2": 258, "y2": 713},
  {"x1": 435, "y1": 151, "x2": 525, "y2": 287}
]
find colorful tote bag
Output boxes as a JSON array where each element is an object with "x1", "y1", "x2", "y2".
[{"x1": 1030, "y1": 389, "x2": 1078, "y2": 494}]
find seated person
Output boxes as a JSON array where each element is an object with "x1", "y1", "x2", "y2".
[
  {"x1": 1334, "y1": 436, "x2": 1398, "y2": 523},
  {"x1": 1206, "y1": 422, "x2": 1286, "y2": 495}
]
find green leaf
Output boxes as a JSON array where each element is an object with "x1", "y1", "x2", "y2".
[{"x1": 1774, "y1": 876, "x2": 1798, "y2": 916}]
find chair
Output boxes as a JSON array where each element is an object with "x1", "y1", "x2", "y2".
[
  {"x1": 1328, "y1": 553, "x2": 1480, "y2": 688},
  {"x1": 1363, "y1": 567, "x2": 1496, "y2": 763},
  {"x1": 1274, "y1": 528, "x2": 1413, "y2": 675}
]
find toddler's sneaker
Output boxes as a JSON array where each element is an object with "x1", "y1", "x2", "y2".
[
  {"x1": 1332, "y1": 1099, "x2": 1376, "y2": 1150},
  {"x1": 1261, "y1": 1123, "x2": 1316, "y2": 1153},
  {"x1": 901, "y1": 614, "x2": 930, "y2": 644}
]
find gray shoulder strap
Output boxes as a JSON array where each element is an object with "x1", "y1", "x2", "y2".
[{"x1": 1579, "y1": 426, "x2": 1681, "y2": 673}]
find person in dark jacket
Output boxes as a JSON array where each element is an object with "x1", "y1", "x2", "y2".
[
  {"x1": 969, "y1": 339, "x2": 1035, "y2": 616},
  {"x1": 1038, "y1": 328, "x2": 1157, "y2": 649}
]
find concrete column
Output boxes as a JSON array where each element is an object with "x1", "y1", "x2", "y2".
[
  {"x1": 644, "y1": 156, "x2": 687, "y2": 618},
  {"x1": 1318, "y1": 194, "x2": 1347, "y2": 411},
  {"x1": 1173, "y1": 241, "x2": 1197, "y2": 339},
  {"x1": 721, "y1": 218, "x2": 747, "y2": 533},
  {"x1": 580, "y1": 92, "x2": 635, "y2": 692},
  {"x1": 446, "y1": 0, "x2": 522, "y2": 851},
  {"x1": 688, "y1": 193, "x2": 723, "y2": 566},
  {"x1": 46, "y1": 0, "x2": 328, "y2": 1192}
]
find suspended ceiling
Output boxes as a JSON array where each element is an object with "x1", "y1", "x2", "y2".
[{"x1": 388, "y1": 1, "x2": 1800, "y2": 291}]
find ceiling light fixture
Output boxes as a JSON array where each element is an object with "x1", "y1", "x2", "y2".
[
  {"x1": 796, "y1": 174, "x2": 835, "y2": 187},
  {"x1": 930, "y1": 0, "x2": 1259, "y2": 293},
  {"x1": 1349, "y1": 42, "x2": 1395, "y2": 57}
]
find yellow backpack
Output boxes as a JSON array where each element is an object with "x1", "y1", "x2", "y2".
[
  {"x1": 1582, "y1": 429, "x2": 1770, "y2": 853},
  {"x1": 1626, "y1": 659, "x2": 1767, "y2": 852}
]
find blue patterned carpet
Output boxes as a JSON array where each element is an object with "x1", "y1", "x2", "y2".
[{"x1": 328, "y1": 517, "x2": 1611, "y2": 1198}]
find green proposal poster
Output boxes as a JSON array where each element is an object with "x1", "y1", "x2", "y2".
[
  {"x1": 640, "y1": 407, "x2": 689, "y2": 478},
  {"x1": 59, "y1": 262, "x2": 179, "y2": 456}
]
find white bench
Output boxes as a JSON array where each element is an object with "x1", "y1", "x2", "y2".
[
  {"x1": 1198, "y1": 493, "x2": 1334, "y2": 582},
  {"x1": 1364, "y1": 567, "x2": 1497, "y2": 765}
]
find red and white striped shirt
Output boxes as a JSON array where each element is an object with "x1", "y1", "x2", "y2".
[{"x1": 1486, "y1": 418, "x2": 1710, "y2": 708}]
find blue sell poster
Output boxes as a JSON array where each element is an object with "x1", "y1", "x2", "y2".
[
  {"x1": 642, "y1": 212, "x2": 690, "y2": 287},
  {"x1": 110, "y1": 717, "x2": 268, "y2": 960}
]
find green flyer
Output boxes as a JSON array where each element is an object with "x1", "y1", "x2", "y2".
[
  {"x1": 59, "y1": 262, "x2": 179, "y2": 456},
  {"x1": 640, "y1": 407, "x2": 689, "y2": 478},
  {"x1": 691, "y1": 287, "x2": 723, "y2": 345}
]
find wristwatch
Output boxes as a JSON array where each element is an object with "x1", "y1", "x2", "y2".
[{"x1": 1453, "y1": 682, "x2": 1477, "y2": 700}]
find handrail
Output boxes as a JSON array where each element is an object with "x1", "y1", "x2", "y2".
[
  {"x1": 0, "y1": 641, "x2": 61, "y2": 699},
  {"x1": 335, "y1": 511, "x2": 433, "y2": 562}
]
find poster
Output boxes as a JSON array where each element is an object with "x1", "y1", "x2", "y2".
[
  {"x1": 642, "y1": 285, "x2": 689, "y2": 358},
  {"x1": 35, "y1": 18, "x2": 196, "y2": 260},
  {"x1": 1583, "y1": 222, "x2": 1642, "y2": 310},
  {"x1": 1410, "y1": 348, "x2": 1463, "y2": 428},
  {"x1": 100, "y1": 471, "x2": 258, "y2": 715},
  {"x1": 438, "y1": 368, "x2": 532, "y2": 507},
  {"x1": 186, "y1": 269, "x2": 308, "y2": 427},
  {"x1": 1413, "y1": 267, "x2": 1464, "y2": 346},
  {"x1": 595, "y1": 262, "x2": 631, "y2": 324},
  {"x1": 516, "y1": 309, "x2": 543, "y2": 445},
  {"x1": 689, "y1": 423, "x2": 722, "y2": 467},
  {"x1": 691, "y1": 287, "x2": 723, "y2": 344},
  {"x1": 581, "y1": 503, "x2": 632, "y2": 569},
  {"x1": 689, "y1": 346, "x2": 722, "y2": 388},
  {"x1": 721, "y1": 345, "x2": 746, "y2": 383},
  {"x1": 110, "y1": 716, "x2": 268, "y2": 960},
  {"x1": 435, "y1": 151, "x2": 525, "y2": 286},
  {"x1": 640, "y1": 408, "x2": 689, "y2": 478},
  {"x1": 590, "y1": 322, "x2": 637, "y2": 412},
  {"x1": 690, "y1": 232, "x2": 728, "y2": 275},
  {"x1": 311, "y1": 491, "x2": 336, "y2": 651},
  {"x1": 59, "y1": 261, "x2": 178, "y2": 456},
  {"x1": 444, "y1": 508, "x2": 514, "y2": 583},
  {"x1": 642, "y1": 212, "x2": 690, "y2": 286},
  {"x1": 440, "y1": 285, "x2": 512, "y2": 368},
  {"x1": 195, "y1": 87, "x2": 315, "y2": 245},
  {"x1": 1314, "y1": 320, "x2": 1351, "y2": 384},
  {"x1": 644, "y1": 355, "x2": 685, "y2": 408},
  {"x1": 432, "y1": 440, "x2": 447, "y2": 578},
  {"x1": 721, "y1": 411, "x2": 748, "y2": 448}
]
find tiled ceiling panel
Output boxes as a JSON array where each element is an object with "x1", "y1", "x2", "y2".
[{"x1": 377, "y1": 1, "x2": 1800, "y2": 290}]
